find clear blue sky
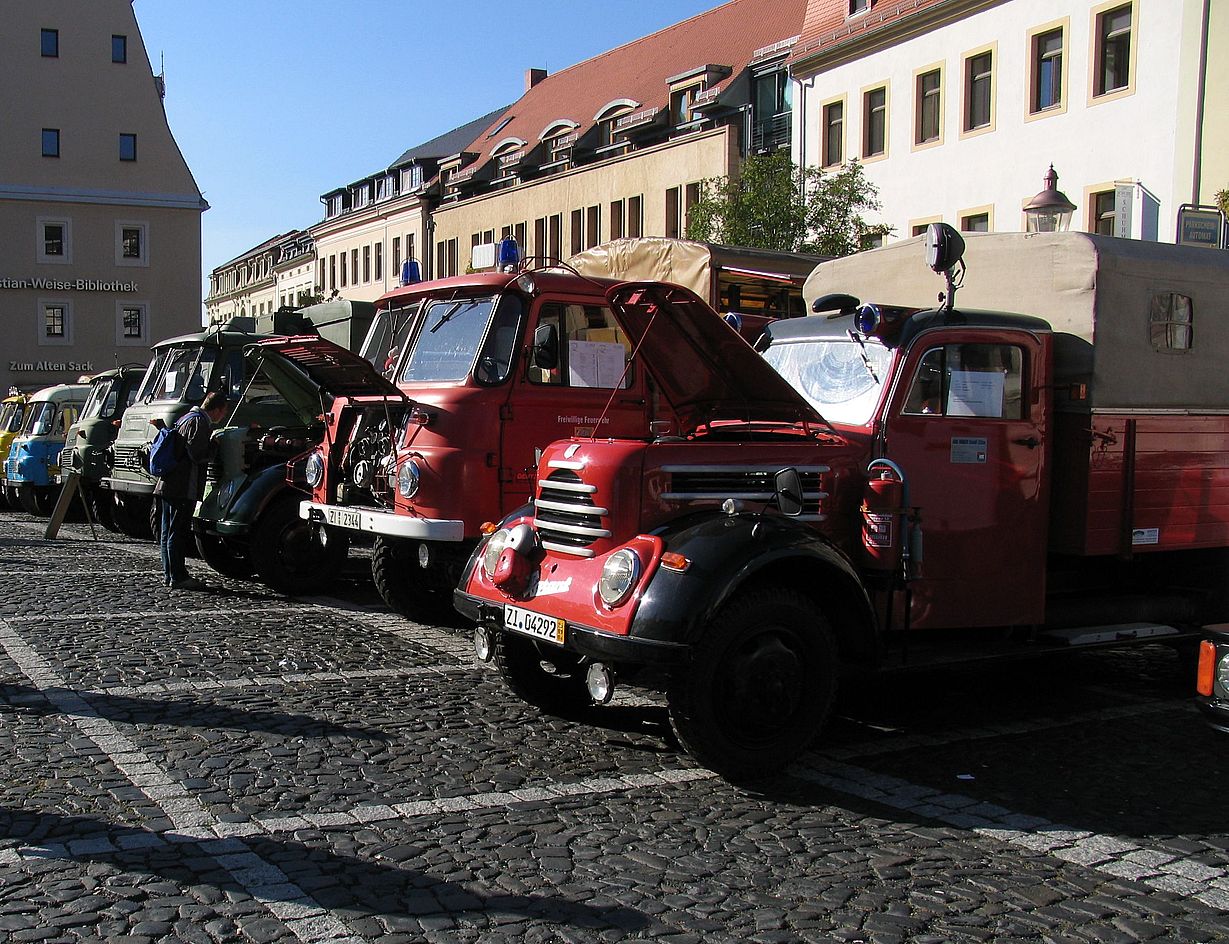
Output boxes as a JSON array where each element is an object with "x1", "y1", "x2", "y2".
[{"x1": 132, "y1": 0, "x2": 721, "y2": 301}]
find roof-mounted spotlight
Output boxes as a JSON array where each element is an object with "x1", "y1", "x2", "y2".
[{"x1": 812, "y1": 292, "x2": 862, "y2": 318}]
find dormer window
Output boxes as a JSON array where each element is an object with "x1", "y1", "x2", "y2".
[
  {"x1": 374, "y1": 175, "x2": 397, "y2": 202},
  {"x1": 666, "y1": 65, "x2": 730, "y2": 128},
  {"x1": 401, "y1": 164, "x2": 423, "y2": 192},
  {"x1": 670, "y1": 85, "x2": 702, "y2": 125},
  {"x1": 593, "y1": 99, "x2": 639, "y2": 151},
  {"x1": 849, "y1": 0, "x2": 870, "y2": 15}
]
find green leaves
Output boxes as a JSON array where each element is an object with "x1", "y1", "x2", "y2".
[{"x1": 685, "y1": 152, "x2": 892, "y2": 257}]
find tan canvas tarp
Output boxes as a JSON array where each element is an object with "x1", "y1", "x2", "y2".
[{"x1": 804, "y1": 232, "x2": 1229, "y2": 412}]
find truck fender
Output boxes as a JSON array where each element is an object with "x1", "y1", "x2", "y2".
[
  {"x1": 634, "y1": 512, "x2": 879, "y2": 665},
  {"x1": 229, "y1": 463, "x2": 296, "y2": 524}
]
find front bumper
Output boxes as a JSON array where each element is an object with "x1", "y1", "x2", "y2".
[
  {"x1": 102, "y1": 474, "x2": 156, "y2": 495},
  {"x1": 454, "y1": 589, "x2": 689, "y2": 666},
  {"x1": 301, "y1": 500, "x2": 464, "y2": 541}
]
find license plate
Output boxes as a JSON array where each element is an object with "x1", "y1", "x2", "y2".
[
  {"x1": 326, "y1": 507, "x2": 362, "y2": 530},
  {"x1": 504, "y1": 604, "x2": 566, "y2": 645}
]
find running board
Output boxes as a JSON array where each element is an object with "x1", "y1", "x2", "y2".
[{"x1": 1039, "y1": 622, "x2": 1181, "y2": 646}]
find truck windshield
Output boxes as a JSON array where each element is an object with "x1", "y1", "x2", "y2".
[
  {"x1": 762, "y1": 337, "x2": 893, "y2": 426},
  {"x1": 25, "y1": 402, "x2": 56, "y2": 437},
  {"x1": 0, "y1": 402, "x2": 23, "y2": 433},
  {"x1": 137, "y1": 345, "x2": 218, "y2": 403},
  {"x1": 361, "y1": 302, "x2": 422, "y2": 376},
  {"x1": 81, "y1": 379, "x2": 119, "y2": 420},
  {"x1": 399, "y1": 294, "x2": 522, "y2": 384}
]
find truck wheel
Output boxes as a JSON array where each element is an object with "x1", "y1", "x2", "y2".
[
  {"x1": 250, "y1": 497, "x2": 348, "y2": 595},
  {"x1": 112, "y1": 494, "x2": 153, "y2": 539},
  {"x1": 493, "y1": 631, "x2": 592, "y2": 716},
  {"x1": 667, "y1": 589, "x2": 837, "y2": 780},
  {"x1": 85, "y1": 487, "x2": 117, "y2": 531},
  {"x1": 371, "y1": 537, "x2": 453, "y2": 624},
  {"x1": 17, "y1": 485, "x2": 52, "y2": 517},
  {"x1": 195, "y1": 533, "x2": 256, "y2": 580}
]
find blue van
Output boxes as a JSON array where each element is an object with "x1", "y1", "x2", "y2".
[{"x1": 3, "y1": 383, "x2": 90, "y2": 515}]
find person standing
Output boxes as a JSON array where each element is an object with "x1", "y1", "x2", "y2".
[{"x1": 151, "y1": 391, "x2": 229, "y2": 591}]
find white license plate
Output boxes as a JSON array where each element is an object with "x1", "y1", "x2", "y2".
[
  {"x1": 326, "y1": 508, "x2": 362, "y2": 530},
  {"x1": 504, "y1": 604, "x2": 566, "y2": 645}
]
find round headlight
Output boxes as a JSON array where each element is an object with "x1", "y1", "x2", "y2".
[
  {"x1": 217, "y1": 477, "x2": 239, "y2": 510},
  {"x1": 397, "y1": 458, "x2": 421, "y2": 498},
  {"x1": 481, "y1": 528, "x2": 512, "y2": 578},
  {"x1": 1216, "y1": 650, "x2": 1229, "y2": 698},
  {"x1": 304, "y1": 451, "x2": 325, "y2": 489},
  {"x1": 599, "y1": 549, "x2": 641, "y2": 607}
]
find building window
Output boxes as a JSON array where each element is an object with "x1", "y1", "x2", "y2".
[
  {"x1": 961, "y1": 212, "x2": 990, "y2": 233},
  {"x1": 1091, "y1": 190, "x2": 1116, "y2": 235},
  {"x1": 570, "y1": 209, "x2": 584, "y2": 255},
  {"x1": 38, "y1": 219, "x2": 71, "y2": 263},
  {"x1": 41, "y1": 29, "x2": 58, "y2": 57},
  {"x1": 1032, "y1": 28, "x2": 1064, "y2": 112},
  {"x1": 627, "y1": 195, "x2": 642, "y2": 238},
  {"x1": 915, "y1": 69, "x2": 941, "y2": 145},
  {"x1": 849, "y1": 0, "x2": 870, "y2": 14},
  {"x1": 610, "y1": 200, "x2": 625, "y2": 240},
  {"x1": 41, "y1": 300, "x2": 72, "y2": 345},
  {"x1": 121, "y1": 304, "x2": 146, "y2": 342},
  {"x1": 1149, "y1": 294, "x2": 1193, "y2": 353},
  {"x1": 964, "y1": 51, "x2": 993, "y2": 132},
  {"x1": 548, "y1": 214, "x2": 562, "y2": 259},
  {"x1": 392, "y1": 237, "x2": 401, "y2": 272},
  {"x1": 684, "y1": 183, "x2": 700, "y2": 236},
  {"x1": 45, "y1": 305, "x2": 66, "y2": 337},
  {"x1": 1094, "y1": 4, "x2": 1132, "y2": 96},
  {"x1": 752, "y1": 69, "x2": 792, "y2": 152},
  {"x1": 585, "y1": 206, "x2": 601, "y2": 249},
  {"x1": 665, "y1": 187, "x2": 681, "y2": 239},
  {"x1": 119, "y1": 133, "x2": 137, "y2": 161},
  {"x1": 112, "y1": 34, "x2": 127, "y2": 63},
  {"x1": 822, "y1": 100, "x2": 844, "y2": 167},
  {"x1": 42, "y1": 128, "x2": 60, "y2": 158},
  {"x1": 375, "y1": 241, "x2": 383, "y2": 282},
  {"x1": 340, "y1": 252, "x2": 347, "y2": 287},
  {"x1": 351, "y1": 249, "x2": 359, "y2": 284},
  {"x1": 329, "y1": 255, "x2": 336, "y2": 291},
  {"x1": 863, "y1": 86, "x2": 887, "y2": 158},
  {"x1": 116, "y1": 222, "x2": 147, "y2": 266},
  {"x1": 670, "y1": 85, "x2": 701, "y2": 126},
  {"x1": 363, "y1": 245, "x2": 371, "y2": 283}
]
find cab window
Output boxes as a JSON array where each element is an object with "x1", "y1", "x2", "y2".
[
  {"x1": 529, "y1": 302, "x2": 633, "y2": 389},
  {"x1": 903, "y1": 343, "x2": 1024, "y2": 419}
]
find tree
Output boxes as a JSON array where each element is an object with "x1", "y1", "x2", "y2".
[
  {"x1": 1216, "y1": 188, "x2": 1229, "y2": 218},
  {"x1": 686, "y1": 151, "x2": 892, "y2": 256}
]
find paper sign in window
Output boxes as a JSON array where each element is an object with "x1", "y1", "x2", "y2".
[
  {"x1": 568, "y1": 340, "x2": 625, "y2": 388},
  {"x1": 947, "y1": 370, "x2": 1005, "y2": 417}
]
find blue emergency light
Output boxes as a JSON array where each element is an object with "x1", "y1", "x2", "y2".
[
  {"x1": 400, "y1": 258, "x2": 421, "y2": 286},
  {"x1": 497, "y1": 236, "x2": 520, "y2": 271}
]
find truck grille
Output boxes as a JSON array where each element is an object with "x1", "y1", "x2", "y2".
[
  {"x1": 59, "y1": 446, "x2": 76, "y2": 472},
  {"x1": 533, "y1": 470, "x2": 610, "y2": 558},
  {"x1": 112, "y1": 444, "x2": 145, "y2": 473},
  {"x1": 661, "y1": 465, "x2": 830, "y2": 519}
]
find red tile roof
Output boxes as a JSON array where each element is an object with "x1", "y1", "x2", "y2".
[
  {"x1": 791, "y1": 0, "x2": 949, "y2": 72},
  {"x1": 456, "y1": 0, "x2": 807, "y2": 173}
]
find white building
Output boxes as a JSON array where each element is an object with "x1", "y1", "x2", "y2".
[{"x1": 790, "y1": 0, "x2": 1227, "y2": 242}]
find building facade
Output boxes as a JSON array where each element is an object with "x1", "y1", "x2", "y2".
[
  {"x1": 790, "y1": 0, "x2": 1228, "y2": 242},
  {"x1": 204, "y1": 230, "x2": 320, "y2": 325},
  {"x1": 0, "y1": 0, "x2": 206, "y2": 394}
]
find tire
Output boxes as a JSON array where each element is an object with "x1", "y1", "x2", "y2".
[
  {"x1": 371, "y1": 536, "x2": 454, "y2": 624},
  {"x1": 112, "y1": 494, "x2": 153, "y2": 539},
  {"x1": 4, "y1": 485, "x2": 19, "y2": 508},
  {"x1": 667, "y1": 588, "x2": 837, "y2": 780},
  {"x1": 85, "y1": 487, "x2": 118, "y2": 532},
  {"x1": 493, "y1": 630, "x2": 592, "y2": 716},
  {"x1": 17, "y1": 484, "x2": 53, "y2": 517},
  {"x1": 250, "y1": 496, "x2": 348, "y2": 595},
  {"x1": 195, "y1": 532, "x2": 256, "y2": 580}
]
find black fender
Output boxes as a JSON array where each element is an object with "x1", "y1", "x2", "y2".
[
  {"x1": 631, "y1": 512, "x2": 879, "y2": 665},
  {"x1": 227, "y1": 464, "x2": 296, "y2": 529}
]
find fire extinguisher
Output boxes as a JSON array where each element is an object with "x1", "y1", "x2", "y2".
[{"x1": 861, "y1": 462, "x2": 904, "y2": 572}]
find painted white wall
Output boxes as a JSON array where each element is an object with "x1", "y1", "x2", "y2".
[{"x1": 793, "y1": 0, "x2": 1203, "y2": 241}]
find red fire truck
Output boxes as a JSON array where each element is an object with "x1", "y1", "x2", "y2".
[
  {"x1": 293, "y1": 240, "x2": 816, "y2": 619},
  {"x1": 454, "y1": 229, "x2": 1229, "y2": 779}
]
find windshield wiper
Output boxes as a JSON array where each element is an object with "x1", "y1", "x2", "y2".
[
  {"x1": 429, "y1": 301, "x2": 469, "y2": 334},
  {"x1": 847, "y1": 330, "x2": 880, "y2": 384}
]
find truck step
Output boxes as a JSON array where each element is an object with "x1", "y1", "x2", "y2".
[{"x1": 1039, "y1": 622, "x2": 1181, "y2": 646}]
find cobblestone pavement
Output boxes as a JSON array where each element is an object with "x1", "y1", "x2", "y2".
[{"x1": 0, "y1": 509, "x2": 1227, "y2": 943}]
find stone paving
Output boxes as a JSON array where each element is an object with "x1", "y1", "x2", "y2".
[{"x1": 0, "y1": 509, "x2": 1227, "y2": 942}]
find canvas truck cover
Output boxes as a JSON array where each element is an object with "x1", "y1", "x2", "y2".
[
  {"x1": 568, "y1": 238, "x2": 821, "y2": 306},
  {"x1": 804, "y1": 232, "x2": 1229, "y2": 412}
]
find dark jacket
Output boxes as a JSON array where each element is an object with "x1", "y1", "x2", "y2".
[{"x1": 152, "y1": 407, "x2": 212, "y2": 502}]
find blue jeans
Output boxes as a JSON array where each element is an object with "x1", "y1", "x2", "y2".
[{"x1": 159, "y1": 497, "x2": 193, "y2": 586}]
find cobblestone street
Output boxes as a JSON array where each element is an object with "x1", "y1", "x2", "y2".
[{"x1": 0, "y1": 510, "x2": 1226, "y2": 943}]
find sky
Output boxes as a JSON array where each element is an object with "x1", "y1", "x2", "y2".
[{"x1": 132, "y1": 0, "x2": 722, "y2": 301}]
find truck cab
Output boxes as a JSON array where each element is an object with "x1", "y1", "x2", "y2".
[
  {"x1": 3, "y1": 383, "x2": 90, "y2": 515},
  {"x1": 456, "y1": 230, "x2": 1229, "y2": 779},
  {"x1": 56, "y1": 366, "x2": 145, "y2": 528},
  {"x1": 0, "y1": 393, "x2": 28, "y2": 509}
]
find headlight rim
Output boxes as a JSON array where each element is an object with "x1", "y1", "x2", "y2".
[
  {"x1": 304, "y1": 451, "x2": 325, "y2": 489},
  {"x1": 598, "y1": 548, "x2": 642, "y2": 607},
  {"x1": 397, "y1": 458, "x2": 421, "y2": 499},
  {"x1": 481, "y1": 527, "x2": 512, "y2": 578}
]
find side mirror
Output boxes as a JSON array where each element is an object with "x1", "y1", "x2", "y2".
[
  {"x1": 924, "y1": 222, "x2": 965, "y2": 274},
  {"x1": 774, "y1": 467, "x2": 804, "y2": 517},
  {"x1": 532, "y1": 323, "x2": 559, "y2": 370}
]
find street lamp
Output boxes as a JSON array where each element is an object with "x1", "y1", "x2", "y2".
[{"x1": 1023, "y1": 164, "x2": 1077, "y2": 233}]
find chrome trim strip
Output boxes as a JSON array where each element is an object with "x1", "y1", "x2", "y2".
[
  {"x1": 536, "y1": 478, "x2": 596, "y2": 493},
  {"x1": 541, "y1": 540, "x2": 596, "y2": 559},
  {"x1": 534, "y1": 498, "x2": 610, "y2": 516}
]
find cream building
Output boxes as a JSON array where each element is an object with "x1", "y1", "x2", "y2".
[
  {"x1": 790, "y1": 0, "x2": 1228, "y2": 243},
  {"x1": 204, "y1": 230, "x2": 315, "y2": 325},
  {"x1": 0, "y1": 0, "x2": 206, "y2": 393}
]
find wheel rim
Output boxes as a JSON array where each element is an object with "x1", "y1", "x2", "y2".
[
  {"x1": 278, "y1": 520, "x2": 329, "y2": 573},
  {"x1": 714, "y1": 629, "x2": 808, "y2": 745}
]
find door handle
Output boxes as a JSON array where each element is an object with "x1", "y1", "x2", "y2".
[{"x1": 1012, "y1": 436, "x2": 1040, "y2": 449}]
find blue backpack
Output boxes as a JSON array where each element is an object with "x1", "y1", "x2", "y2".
[{"x1": 148, "y1": 409, "x2": 200, "y2": 476}]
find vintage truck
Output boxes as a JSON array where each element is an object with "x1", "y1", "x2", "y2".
[
  {"x1": 102, "y1": 303, "x2": 373, "y2": 539},
  {"x1": 3, "y1": 382, "x2": 90, "y2": 515},
  {"x1": 55, "y1": 365, "x2": 146, "y2": 529},
  {"x1": 454, "y1": 229, "x2": 1229, "y2": 779},
  {"x1": 0, "y1": 393, "x2": 28, "y2": 509},
  {"x1": 295, "y1": 239, "x2": 820, "y2": 617}
]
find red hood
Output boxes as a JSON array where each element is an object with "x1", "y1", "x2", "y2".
[
  {"x1": 247, "y1": 335, "x2": 405, "y2": 399},
  {"x1": 606, "y1": 281, "x2": 826, "y2": 434}
]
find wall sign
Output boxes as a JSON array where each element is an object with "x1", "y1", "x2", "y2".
[{"x1": 0, "y1": 278, "x2": 139, "y2": 292}]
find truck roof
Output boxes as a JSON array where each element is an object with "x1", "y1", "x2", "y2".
[
  {"x1": 374, "y1": 270, "x2": 621, "y2": 310},
  {"x1": 804, "y1": 232, "x2": 1229, "y2": 411}
]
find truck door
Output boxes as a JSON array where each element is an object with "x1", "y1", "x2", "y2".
[
  {"x1": 883, "y1": 330, "x2": 1050, "y2": 629},
  {"x1": 499, "y1": 296, "x2": 654, "y2": 511}
]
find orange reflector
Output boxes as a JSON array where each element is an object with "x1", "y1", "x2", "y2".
[
  {"x1": 1197, "y1": 640, "x2": 1217, "y2": 696},
  {"x1": 661, "y1": 552, "x2": 690, "y2": 572},
  {"x1": 480, "y1": 521, "x2": 498, "y2": 535}
]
